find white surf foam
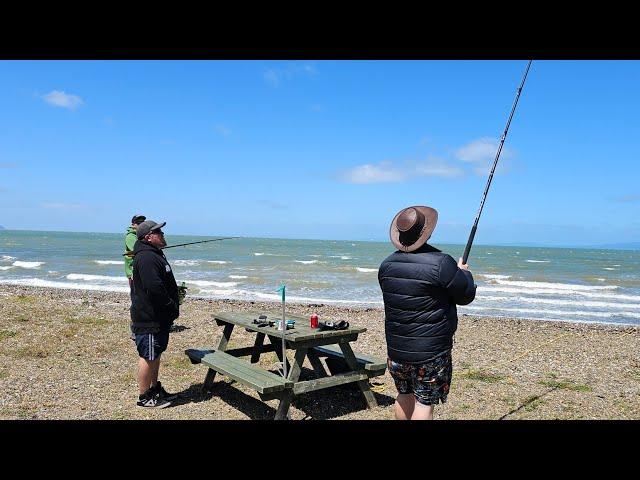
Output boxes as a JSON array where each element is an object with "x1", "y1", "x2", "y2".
[
  {"x1": 481, "y1": 274, "x2": 511, "y2": 280},
  {"x1": 295, "y1": 260, "x2": 318, "y2": 264},
  {"x1": 94, "y1": 260, "x2": 125, "y2": 265},
  {"x1": 188, "y1": 280, "x2": 238, "y2": 287},
  {"x1": 356, "y1": 267, "x2": 377, "y2": 273},
  {"x1": 207, "y1": 261, "x2": 229, "y2": 264},
  {"x1": 196, "y1": 288, "x2": 239, "y2": 295},
  {"x1": 462, "y1": 304, "x2": 640, "y2": 319},
  {"x1": 174, "y1": 260, "x2": 200, "y2": 266},
  {"x1": 479, "y1": 295, "x2": 640, "y2": 310},
  {"x1": 0, "y1": 266, "x2": 14, "y2": 271},
  {"x1": 491, "y1": 279, "x2": 617, "y2": 291},
  {"x1": 212, "y1": 288, "x2": 383, "y2": 306},
  {"x1": 67, "y1": 274, "x2": 128, "y2": 283},
  {"x1": 478, "y1": 285, "x2": 640, "y2": 302},
  {"x1": 13, "y1": 261, "x2": 45, "y2": 269},
  {"x1": 0, "y1": 278, "x2": 129, "y2": 293},
  {"x1": 526, "y1": 260, "x2": 550, "y2": 263},
  {"x1": 1, "y1": 255, "x2": 16, "y2": 262},
  {"x1": 228, "y1": 275, "x2": 247, "y2": 279},
  {"x1": 254, "y1": 252, "x2": 264, "y2": 256},
  {"x1": 603, "y1": 268, "x2": 616, "y2": 271}
]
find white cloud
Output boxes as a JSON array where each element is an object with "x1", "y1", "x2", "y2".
[
  {"x1": 340, "y1": 162, "x2": 407, "y2": 184},
  {"x1": 340, "y1": 157, "x2": 464, "y2": 184},
  {"x1": 214, "y1": 124, "x2": 231, "y2": 136},
  {"x1": 455, "y1": 137, "x2": 498, "y2": 164},
  {"x1": 263, "y1": 63, "x2": 317, "y2": 87},
  {"x1": 42, "y1": 90, "x2": 84, "y2": 110},
  {"x1": 455, "y1": 137, "x2": 514, "y2": 176},
  {"x1": 414, "y1": 159, "x2": 464, "y2": 178}
]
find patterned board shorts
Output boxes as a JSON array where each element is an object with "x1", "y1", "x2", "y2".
[{"x1": 387, "y1": 351, "x2": 453, "y2": 406}]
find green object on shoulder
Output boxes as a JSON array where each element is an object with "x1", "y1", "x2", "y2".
[{"x1": 124, "y1": 226, "x2": 137, "y2": 278}]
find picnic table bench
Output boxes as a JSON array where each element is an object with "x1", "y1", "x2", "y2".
[{"x1": 185, "y1": 310, "x2": 387, "y2": 419}]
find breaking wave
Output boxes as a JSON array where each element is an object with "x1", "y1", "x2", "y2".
[
  {"x1": 356, "y1": 267, "x2": 377, "y2": 273},
  {"x1": 174, "y1": 260, "x2": 200, "y2": 266},
  {"x1": 0, "y1": 278, "x2": 129, "y2": 293},
  {"x1": 67, "y1": 274, "x2": 127, "y2": 283},
  {"x1": 13, "y1": 261, "x2": 45, "y2": 269}
]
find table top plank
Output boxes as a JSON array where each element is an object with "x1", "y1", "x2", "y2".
[{"x1": 212, "y1": 310, "x2": 366, "y2": 343}]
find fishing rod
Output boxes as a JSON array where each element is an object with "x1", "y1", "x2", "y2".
[
  {"x1": 162, "y1": 237, "x2": 240, "y2": 249},
  {"x1": 462, "y1": 60, "x2": 532, "y2": 264}
]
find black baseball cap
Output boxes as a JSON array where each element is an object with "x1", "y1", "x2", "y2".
[
  {"x1": 136, "y1": 220, "x2": 166, "y2": 240},
  {"x1": 131, "y1": 214, "x2": 146, "y2": 224}
]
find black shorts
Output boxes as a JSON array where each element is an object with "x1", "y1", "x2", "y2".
[
  {"x1": 133, "y1": 329, "x2": 170, "y2": 360},
  {"x1": 387, "y1": 351, "x2": 453, "y2": 406}
]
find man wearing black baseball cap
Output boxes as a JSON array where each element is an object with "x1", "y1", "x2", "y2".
[{"x1": 130, "y1": 219, "x2": 179, "y2": 408}]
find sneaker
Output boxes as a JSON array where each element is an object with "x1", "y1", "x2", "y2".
[
  {"x1": 153, "y1": 381, "x2": 178, "y2": 401},
  {"x1": 136, "y1": 389, "x2": 172, "y2": 408}
]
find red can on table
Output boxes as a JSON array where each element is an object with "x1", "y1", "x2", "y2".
[{"x1": 310, "y1": 313, "x2": 319, "y2": 328}]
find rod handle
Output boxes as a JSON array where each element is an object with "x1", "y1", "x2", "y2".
[{"x1": 462, "y1": 224, "x2": 477, "y2": 265}]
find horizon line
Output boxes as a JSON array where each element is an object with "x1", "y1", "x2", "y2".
[{"x1": 0, "y1": 227, "x2": 638, "y2": 251}]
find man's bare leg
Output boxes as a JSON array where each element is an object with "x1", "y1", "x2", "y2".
[
  {"x1": 394, "y1": 393, "x2": 416, "y2": 420},
  {"x1": 150, "y1": 356, "x2": 161, "y2": 389},
  {"x1": 411, "y1": 400, "x2": 434, "y2": 420},
  {"x1": 138, "y1": 358, "x2": 160, "y2": 394}
]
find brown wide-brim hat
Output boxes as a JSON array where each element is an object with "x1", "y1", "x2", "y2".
[{"x1": 389, "y1": 205, "x2": 438, "y2": 252}]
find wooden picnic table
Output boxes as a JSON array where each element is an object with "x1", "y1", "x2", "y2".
[{"x1": 185, "y1": 310, "x2": 387, "y2": 420}]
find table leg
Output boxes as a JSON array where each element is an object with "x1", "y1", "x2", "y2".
[
  {"x1": 274, "y1": 391, "x2": 294, "y2": 420},
  {"x1": 287, "y1": 348, "x2": 307, "y2": 382},
  {"x1": 338, "y1": 342, "x2": 378, "y2": 408},
  {"x1": 306, "y1": 348, "x2": 328, "y2": 378},
  {"x1": 250, "y1": 332, "x2": 266, "y2": 364},
  {"x1": 267, "y1": 334, "x2": 291, "y2": 373},
  {"x1": 204, "y1": 322, "x2": 235, "y2": 391},
  {"x1": 274, "y1": 348, "x2": 306, "y2": 420}
]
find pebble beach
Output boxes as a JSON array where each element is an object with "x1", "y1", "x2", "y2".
[{"x1": 0, "y1": 284, "x2": 638, "y2": 420}]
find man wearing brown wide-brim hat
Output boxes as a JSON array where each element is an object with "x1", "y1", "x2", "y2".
[{"x1": 378, "y1": 205, "x2": 477, "y2": 420}]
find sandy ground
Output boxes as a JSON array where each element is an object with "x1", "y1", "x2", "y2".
[{"x1": 0, "y1": 284, "x2": 638, "y2": 420}]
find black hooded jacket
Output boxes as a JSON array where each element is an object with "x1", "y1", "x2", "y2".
[
  {"x1": 130, "y1": 240, "x2": 179, "y2": 334},
  {"x1": 378, "y1": 244, "x2": 476, "y2": 364}
]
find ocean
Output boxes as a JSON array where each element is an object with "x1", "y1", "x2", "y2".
[{"x1": 1, "y1": 230, "x2": 639, "y2": 326}]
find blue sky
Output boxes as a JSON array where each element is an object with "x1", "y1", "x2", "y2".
[{"x1": 0, "y1": 60, "x2": 638, "y2": 246}]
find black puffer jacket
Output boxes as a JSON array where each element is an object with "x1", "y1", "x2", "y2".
[
  {"x1": 130, "y1": 240, "x2": 179, "y2": 334},
  {"x1": 378, "y1": 243, "x2": 476, "y2": 364}
]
